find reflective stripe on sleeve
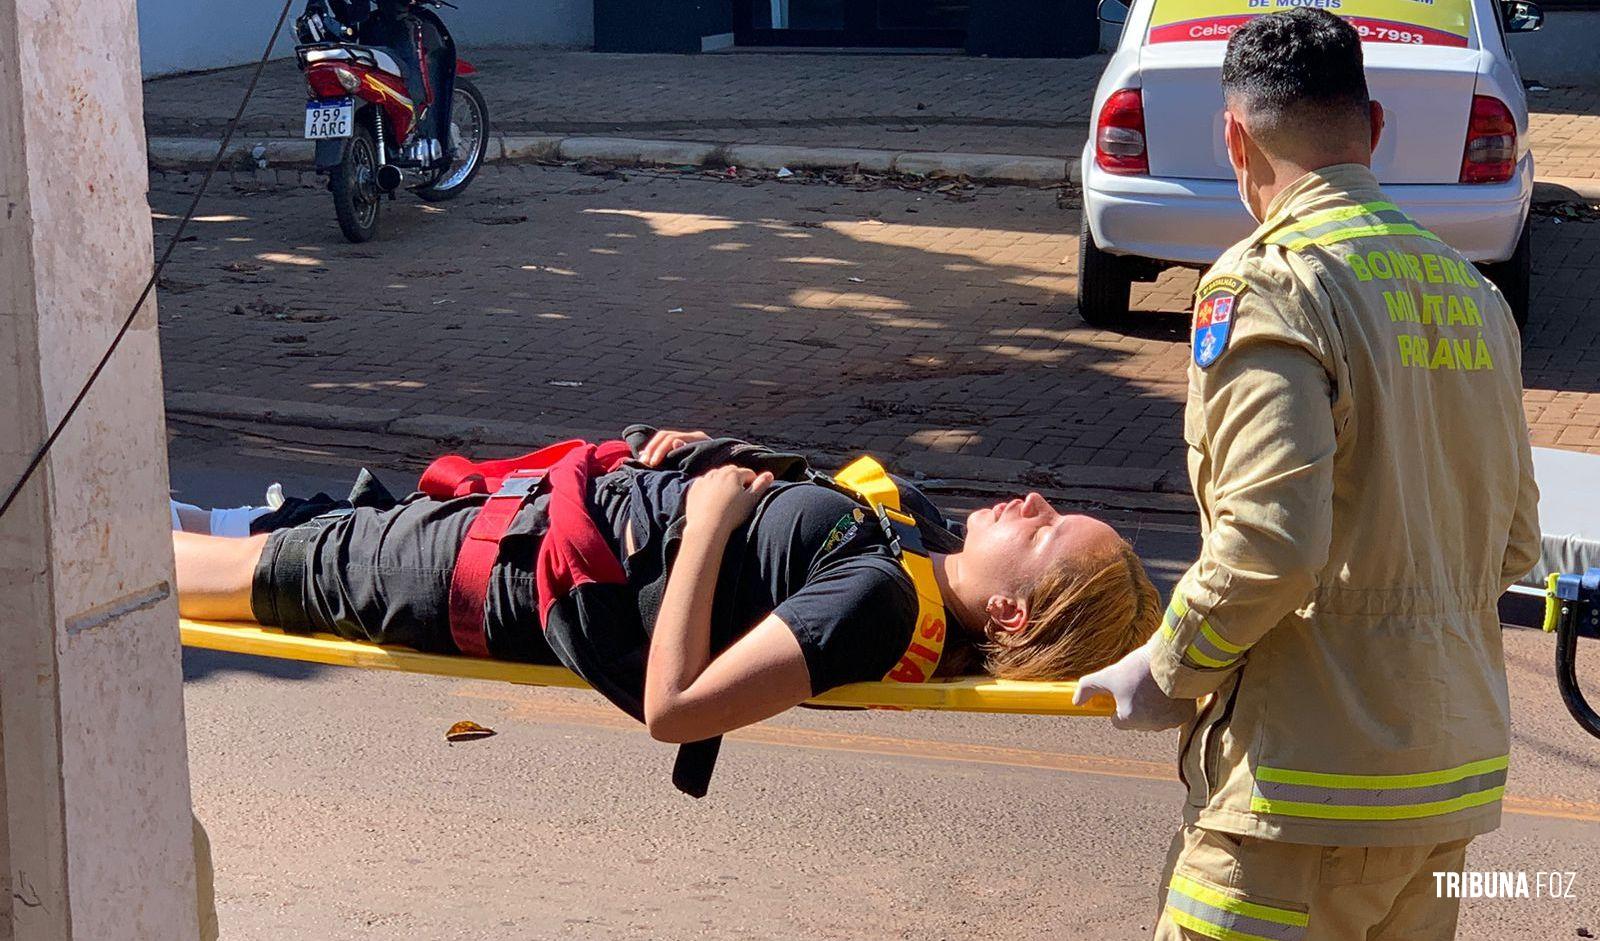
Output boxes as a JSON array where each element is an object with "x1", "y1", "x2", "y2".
[
  {"x1": 1265, "y1": 204, "x2": 1441, "y2": 251},
  {"x1": 1269, "y1": 200, "x2": 1397, "y2": 240},
  {"x1": 1158, "y1": 598, "x2": 1182, "y2": 641},
  {"x1": 1164, "y1": 874, "x2": 1309, "y2": 941},
  {"x1": 1250, "y1": 755, "x2": 1509, "y2": 821},
  {"x1": 1162, "y1": 596, "x2": 1249, "y2": 671},
  {"x1": 1276, "y1": 222, "x2": 1441, "y2": 251}
]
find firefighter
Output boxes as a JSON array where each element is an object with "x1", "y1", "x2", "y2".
[{"x1": 1074, "y1": 9, "x2": 1541, "y2": 939}]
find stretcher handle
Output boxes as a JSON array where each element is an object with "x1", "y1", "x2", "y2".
[
  {"x1": 1547, "y1": 572, "x2": 1600, "y2": 741},
  {"x1": 1541, "y1": 573, "x2": 1562, "y2": 634}
]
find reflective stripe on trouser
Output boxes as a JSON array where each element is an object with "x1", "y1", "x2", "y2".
[
  {"x1": 1264, "y1": 203, "x2": 1440, "y2": 251},
  {"x1": 1250, "y1": 755, "x2": 1508, "y2": 821},
  {"x1": 1165, "y1": 874, "x2": 1308, "y2": 941},
  {"x1": 1161, "y1": 596, "x2": 1248, "y2": 671},
  {"x1": 1155, "y1": 826, "x2": 1471, "y2": 941}
]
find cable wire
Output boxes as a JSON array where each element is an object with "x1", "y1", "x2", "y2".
[{"x1": 0, "y1": 0, "x2": 298, "y2": 521}]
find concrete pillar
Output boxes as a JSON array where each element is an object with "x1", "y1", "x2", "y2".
[{"x1": 0, "y1": 0, "x2": 200, "y2": 938}]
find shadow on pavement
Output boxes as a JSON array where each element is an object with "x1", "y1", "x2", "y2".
[
  {"x1": 184, "y1": 645, "x2": 328, "y2": 683},
  {"x1": 150, "y1": 167, "x2": 1198, "y2": 477},
  {"x1": 1125, "y1": 526, "x2": 1198, "y2": 597},
  {"x1": 1519, "y1": 214, "x2": 1600, "y2": 396}
]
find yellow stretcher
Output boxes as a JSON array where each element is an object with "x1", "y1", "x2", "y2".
[{"x1": 179, "y1": 619, "x2": 1114, "y2": 717}]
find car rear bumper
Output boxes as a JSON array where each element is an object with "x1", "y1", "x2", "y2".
[{"x1": 1081, "y1": 150, "x2": 1533, "y2": 266}]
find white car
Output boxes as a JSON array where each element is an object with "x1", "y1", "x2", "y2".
[{"x1": 1080, "y1": 0, "x2": 1544, "y2": 328}]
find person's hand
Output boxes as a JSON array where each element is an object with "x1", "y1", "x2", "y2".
[
  {"x1": 639, "y1": 429, "x2": 712, "y2": 467},
  {"x1": 685, "y1": 466, "x2": 775, "y2": 537},
  {"x1": 1073, "y1": 640, "x2": 1197, "y2": 731}
]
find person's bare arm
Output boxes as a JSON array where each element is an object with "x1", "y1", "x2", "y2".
[{"x1": 642, "y1": 466, "x2": 812, "y2": 743}]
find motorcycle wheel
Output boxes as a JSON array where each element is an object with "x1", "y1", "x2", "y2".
[
  {"x1": 415, "y1": 78, "x2": 489, "y2": 202},
  {"x1": 331, "y1": 124, "x2": 381, "y2": 243}
]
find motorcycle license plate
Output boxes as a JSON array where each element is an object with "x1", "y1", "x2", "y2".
[{"x1": 304, "y1": 98, "x2": 354, "y2": 139}]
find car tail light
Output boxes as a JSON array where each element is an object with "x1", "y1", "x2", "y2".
[
  {"x1": 1460, "y1": 95, "x2": 1516, "y2": 184},
  {"x1": 1095, "y1": 89, "x2": 1148, "y2": 175}
]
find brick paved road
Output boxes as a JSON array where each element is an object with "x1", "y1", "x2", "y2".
[
  {"x1": 143, "y1": 48, "x2": 1600, "y2": 176},
  {"x1": 149, "y1": 164, "x2": 1600, "y2": 485}
]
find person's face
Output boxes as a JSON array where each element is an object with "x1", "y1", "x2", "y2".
[{"x1": 962, "y1": 494, "x2": 1123, "y2": 633}]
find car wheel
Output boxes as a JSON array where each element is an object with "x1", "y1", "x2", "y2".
[
  {"x1": 1078, "y1": 212, "x2": 1134, "y2": 329},
  {"x1": 1479, "y1": 216, "x2": 1530, "y2": 334}
]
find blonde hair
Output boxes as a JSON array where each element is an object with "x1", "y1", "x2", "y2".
[{"x1": 981, "y1": 540, "x2": 1160, "y2": 680}]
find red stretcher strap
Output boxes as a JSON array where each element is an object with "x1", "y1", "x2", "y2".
[
  {"x1": 439, "y1": 439, "x2": 633, "y2": 658},
  {"x1": 535, "y1": 442, "x2": 631, "y2": 621},
  {"x1": 448, "y1": 470, "x2": 543, "y2": 658},
  {"x1": 420, "y1": 440, "x2": 587, "y2": 500}
]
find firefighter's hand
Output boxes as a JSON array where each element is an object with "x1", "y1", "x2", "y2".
[
  {"x1": 685, "y1": 466, "x2": 775, "y2": 537},
  {"x1": 1074, "y1": 640, "x2": 1197, "y2": 731},
  {"x1": 639, "y1": 429, "x2": 712, "y2": 467}
]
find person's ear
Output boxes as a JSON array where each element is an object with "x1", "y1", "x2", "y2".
[
  {"x1": 984, "y1": 594, "x2": 1030, "y2": 637},
  {"x1": 1224, "y1": 110, "x2": 1248, "y2": 174},
  {"x1": 1368, "y1": 100, "x2": 1385, "y2": 153}
]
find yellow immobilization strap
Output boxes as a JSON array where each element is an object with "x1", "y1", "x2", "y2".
[
  {"x1": 834, "y1": 454, "x2": 904, "y2": 511},
  {"x1": 833, "y1": 456, "x2": 948, "y2": 684}
]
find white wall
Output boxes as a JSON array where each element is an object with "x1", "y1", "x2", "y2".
[
  {"x1": 137, "y1": 0, "x2": 593, "y2": 76},
  {"x1": 138, "y1": 0, "x2": 291, "y2": 74}
]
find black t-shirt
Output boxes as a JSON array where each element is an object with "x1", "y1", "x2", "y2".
[{"x1": 602, "y1": 470, "x2": 957, "y2": 694}]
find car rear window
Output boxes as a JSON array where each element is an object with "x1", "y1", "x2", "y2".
[{"x1": 1146, "y1": 0, "x2": 1475, "y2": 48}]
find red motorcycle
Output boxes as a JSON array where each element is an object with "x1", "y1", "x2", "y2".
[{"x1": 294, "y1": 0, "x2": 489, "y2": 242}]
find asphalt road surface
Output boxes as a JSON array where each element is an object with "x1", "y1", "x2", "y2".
[{"x1": 169, "y1": 421, "x2": 1600, "y2": 940}]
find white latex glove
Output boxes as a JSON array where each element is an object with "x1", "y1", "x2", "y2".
[{"x1": 1073, "y1": 640, "x2": 1198, "y2": 731}]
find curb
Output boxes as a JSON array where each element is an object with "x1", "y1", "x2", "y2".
[
  {"x1": 164, "y1": 391, "x2": 1194, "y2": 508},
  {"x1": 146, "y1": 133, "x2": 1080, "y2": 185},
  {"x1": 147, "y1": 133, "x2": 1600, "y2": 197}
]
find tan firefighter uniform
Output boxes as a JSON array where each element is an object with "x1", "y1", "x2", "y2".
[{"x1": 1150, "y1": 164, "x2": 1541, "y2": 940}]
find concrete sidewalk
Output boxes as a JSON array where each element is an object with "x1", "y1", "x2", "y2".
[{"x1": 143, "y1": 48, "x2": 1600, "y2": 182}]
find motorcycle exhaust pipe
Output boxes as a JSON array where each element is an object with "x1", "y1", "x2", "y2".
[
  {"x1": 375, "y1": 163, "x2": 404, "y2": 192},
  {"x1": 369, "y1": 109, "x2": 401, "y2": 193}
]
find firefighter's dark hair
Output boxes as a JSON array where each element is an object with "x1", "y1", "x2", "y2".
[{"x1": 1221, "y1": 9, "x2": 1370, "y2": 128}]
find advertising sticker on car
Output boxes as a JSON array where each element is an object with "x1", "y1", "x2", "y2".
[{"x1": 1147, "y1": 0, "x2": 1472, "y2": 47}]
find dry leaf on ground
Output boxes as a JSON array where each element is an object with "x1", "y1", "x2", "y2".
[{"x1": 445, "y1": 720, "x2": 497, "y2": 743}]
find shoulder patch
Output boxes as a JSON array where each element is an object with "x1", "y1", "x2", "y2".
[{"x1": 1193, "y1": 275, "x2": 1247, "y2": 369}]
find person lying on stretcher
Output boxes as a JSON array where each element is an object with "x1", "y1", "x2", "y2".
[{"x1": 175, "y1": 427, "x2": 1160, "y2": 745}]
